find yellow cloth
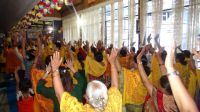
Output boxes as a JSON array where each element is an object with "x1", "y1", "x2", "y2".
[
  {"x1": 197, "y1": 69, "x2": 200, "y2": 87},
  {"x1": 150, "y1": 53, "x2": 162, "y2": 88},
  {"x1": 123, "y1": 68, "x2": 147, "y2": 105},
  {"x1": 60, "y1": 46, "x2": 66, "y2": 58},
  {"x1": 84, "y1": 56, "x2": 107, "y2": 77},
  {"x1": 188, "y1": 70, "x2": 197, "y2": 98},
  {"x1": 0, "y1": 53, "x2": 5, "y2": 63},
  {"x1": 175, "y1": 63, "x2": 189, "y2": 88},
  {"x1": 42, "y1": 45, "x2": 54, "y2": 62},
  {"x1": 31, "y1": 68, "x2": 54, "y2": 112},
  {"x1": 60, "y1": 87, "x2": 122, "y2": 112}
]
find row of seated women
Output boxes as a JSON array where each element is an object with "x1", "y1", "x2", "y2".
[{"x1": 1, "y1": 31, "x2": 199, "y2": 112}]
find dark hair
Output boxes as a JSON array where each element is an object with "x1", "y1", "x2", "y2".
[
  {"x1": 131, "y1": 47, "x2": 135, "y2": 53},
  {"x1": 71, "y1": 46, "x2": 75, "y2": 52},
  {"x1": 176, "y1": 53, "x2": 187, "y2": 65},
  {"x1": 59, "y1": 66, "x2": 73, "y2": 92},
  {"x1": 17, "y1": 69, "x2": 25, "y2": 80},
  {"x1": 77, "y1": 52, "x2": 85, "y2": 69},
  {"x1": 91, "y1": 46, "x2": 97, "y2": 54},
  {"x1": 45, "y1": 55, "x2": 52, "y2": 65},
  {"x1": 161, "y1": 50, "x2": 167, "y2": 62},
  {"x1": 26, "y1": 52, "x2": 35, "y2": 61},
  {"x1": 160, "y1": 75, "x2": 172, "y2": 95},
  {"x1": 94, "y1": 51, "x2": 103, "y2": 62},
  {"x1": 144, "y1": 65, "x2": 151, "y2": 76},
  {"x1": 183, "y1": 50, "x2": 191, "y2": 58},
  {"x1": 55, "y1": 42, "x2": 61, "y2": 50},
  {"x1": 19, "y1": 78, "x2": 32, "y2": 93},
  {"x1": 120, "y1": 47, "x2": 127, "y2": 57}
]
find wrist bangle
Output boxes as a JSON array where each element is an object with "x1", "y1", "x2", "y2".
[
  {"x1": 138, "y1": 62, "x2": 142, "y2": 65},
  {"x1": 52, "y1": 69, "x2": 59, "y2": 73},
  {"x1": 167, "y1": 71, "x2": 179, "y2": 77}
]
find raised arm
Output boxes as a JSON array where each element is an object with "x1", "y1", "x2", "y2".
[
  {"x1": 156, "y1": 48, "x2": 167, "y2": 75},
  {"x1": 32, "y1": 35, "x2": 42, "y2": 69},
  {"x1": 137, "y1": 47, "x2": 153, "y2": 96},
  {"x1": 51, "y1": 51, "x2": 63, "y2": 102},
  {"x1": 107, "y1": 49, "x2": 119, "y2": 88},
  {"x1": 21, "y1": 31, "x2": 26, "y2": 58},
  {"x1": 165, "y1": 39, "x2": 198, "y2": 112},
  {"x1": 154, "y1": 34, "x2": 161, "y2": 50},
  {"x1": 65, "y1": 60, "x2": 76, "y2": 74},
  {"x1": 14, "y1": 66, "x2": 21, "y2": 91}
]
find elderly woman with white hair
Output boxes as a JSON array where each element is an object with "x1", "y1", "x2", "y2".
[{"x1": 50, "y1": 49, "x2": 122, "y2": 112}]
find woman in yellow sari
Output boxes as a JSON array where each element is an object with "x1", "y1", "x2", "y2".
[
  {"x1": 51, "y1": 50, "x2": 122, "y2": 112},
  {"x1": 174, "y1": 53, "x2": 190, "y2": 89}
]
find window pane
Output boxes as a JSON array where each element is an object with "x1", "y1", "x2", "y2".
[
  {"x1": 123, "y1": 0, "x2": 129, "y2": 7},
  {"x1": 123, "y1": 7, "x2": 129, "y2": 18},
  {"x1": 147, "y1": 1, "x2": 152, "y2": 13},
  {"x1": 163, "y1": 0, "x2": 173, "y2": 10},
  {"x1": 105, "y1": 5, "x2": 111, "y2": 12}
]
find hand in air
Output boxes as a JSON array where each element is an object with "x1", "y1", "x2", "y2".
[{"x1": 50, "y1": 51, "x2": 63, "y2": 72}]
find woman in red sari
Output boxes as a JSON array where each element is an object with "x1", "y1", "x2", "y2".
[{"x1": 137, "y1": 46, "x2": 179, "y2": 112}]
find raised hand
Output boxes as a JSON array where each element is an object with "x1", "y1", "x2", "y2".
[
  {"x1": 65, "y1": 60, "x2": 73, "y2": 69},
  {"x1": 137, "y1": 46, "x2": 146, "y2": 61},
  {"x1": 50, "y1": 51, "x2": 63, "y2": 72},
  {"x1": 107, "y1": 48, "x2": 118, "y2": 64},
  {"x1": 131, "y1": 42, "x2": 136, "y2": 47},
  {"x1": 164, "y1": 38, "x2": 176, "y2": 73},
  {"x1": 147, "y1": 34, "x2": 152, "y2": 44},
  {"x1": 43, "y1": 64, "x2": 52, "y2": 79},
  {"x1": 45, "y1": 64, "x2": 51, "y2": 74}
]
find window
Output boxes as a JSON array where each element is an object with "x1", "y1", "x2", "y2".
[
  {"x1": 146, "y1": 0, "x2": 191, "y2": 49},
  {"x1": 104, "y1": 0, "x2": 139, "y2": 48}
]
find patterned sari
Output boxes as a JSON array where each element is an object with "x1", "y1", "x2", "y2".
[{"x1": 144, "y1": 87, "x2": 179, "y2": 112}]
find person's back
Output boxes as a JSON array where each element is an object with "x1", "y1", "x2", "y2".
[
  {"x1": 17, "y1": 79, "x2": 34, "y2": 112},
  {"x1": 5, "y1": 48, "x2": 21, "y2": 73}
]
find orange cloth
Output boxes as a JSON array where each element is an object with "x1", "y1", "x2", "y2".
[
  {"x1": 31, "y1": 68, "x2": 54, "y2": 112},
  {"x1": 119, "y1": 56, "x2": 129, "y2": 69},
  {"x1": 5, "y1": 48, "x2": 21, "y2": 73}
]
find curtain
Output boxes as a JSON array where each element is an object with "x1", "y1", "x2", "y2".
[
  {"x1": 81, "y1": 8, "x2": 101, "y2": 43},
  {"x1": 118, "y1": 0, "x2": 123, "y2": 48},
  {"x1": 128, "y1": 0, "x2": 135, "y2": 46},
  {"x1": 187, "y1": 0, "x2": 200, "y2": 50},
  {"x1": 63, "y1": 15, "x2": 80, "y2": 42},
  {"x1": 139, "y1": 0, "x2": 147, "y2": 45},
  {"x1": 152, "y1": 0, "x2": 163, "y2": 37},
  {"x1": 173, "y1": 0, "x2": 184, "y2": 46},
  {"x1": 110, "y1": 0, "x2": 115, "y2": 45}
]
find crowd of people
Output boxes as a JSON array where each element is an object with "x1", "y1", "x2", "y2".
[{"x1": 0, "y1": 31, "x2": 199, "y2": 112}]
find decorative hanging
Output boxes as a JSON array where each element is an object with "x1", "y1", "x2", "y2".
[{"x1": 13, "y1": 0, "x2": 73, "y2": 30}]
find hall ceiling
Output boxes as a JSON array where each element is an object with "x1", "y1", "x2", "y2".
[{"x1": 0, "y1": 0, "x2": 40, "y2": 33}]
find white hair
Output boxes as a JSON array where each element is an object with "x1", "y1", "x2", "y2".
[{"x1": 86, "y1": 80, "x2": 108, "y2": 111}]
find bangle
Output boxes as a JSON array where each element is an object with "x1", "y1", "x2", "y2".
[
  {"x1": 138, "y1": 62, "x2": 142, "y2": 65},
  {"x1": 167, "y1": 71, "x2": 179, "y2": 77},
  {"x1": 52, "y1": 69, "x2": 59, "y2": 73}
]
